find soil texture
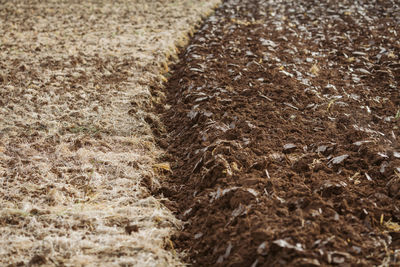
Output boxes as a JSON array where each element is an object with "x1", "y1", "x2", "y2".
[
  {"x1": 157, "y1": 0, "x2": 400, "y2": 266},
  {"x1": 0, "y1": 0, "x2": 220, "y2": 265}
]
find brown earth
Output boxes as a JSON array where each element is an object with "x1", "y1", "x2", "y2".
[{"x1": 156, "y1": 0, "x2": 400, "y2": 266}]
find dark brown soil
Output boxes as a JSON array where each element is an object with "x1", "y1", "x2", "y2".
[{"x1": 155, "y1": 0, "x2": 400, "y2": 266}]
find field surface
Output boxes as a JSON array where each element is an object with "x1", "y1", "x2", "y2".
[
  {"x1": 158, "y1": 0, "x2": 400, "y2": 266},
  {"x1": 0, "y1": 0, "x2": 220, "y2": 266},
  {"x1": 1, "y1": 0, "x2": 399, "y2": 266}
]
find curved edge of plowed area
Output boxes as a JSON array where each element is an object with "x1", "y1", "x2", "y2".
[
  {"x1": 156, "y1": 0, "x2": 400, "y2": 266},
  {"x1": 0, "y1": 1, "x2": 221, "y2": 266}
]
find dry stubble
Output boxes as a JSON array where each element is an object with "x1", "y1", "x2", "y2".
[{"x1": 0, "y1": 0, "x2": 220, "y2": 266}]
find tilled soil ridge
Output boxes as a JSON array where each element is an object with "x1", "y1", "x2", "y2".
[
  {"x1": 0, "y1": 0, "x2": 221, "y2": 266},
  {"x1": 158, "y1": 0, "x2": 400, "y2": 266}
]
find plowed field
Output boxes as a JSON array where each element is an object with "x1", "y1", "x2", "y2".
[{"x1": 157, "y1": 0, "x2": 400, "y2": 266}]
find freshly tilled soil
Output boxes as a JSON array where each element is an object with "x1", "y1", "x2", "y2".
[{"x1": 157, "y1": 0, "x2": 400, "y2": 266}]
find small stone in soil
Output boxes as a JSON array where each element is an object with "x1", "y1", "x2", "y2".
[{"x1": 283, "y1": 143, "x2": 297, "y2": 153}]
